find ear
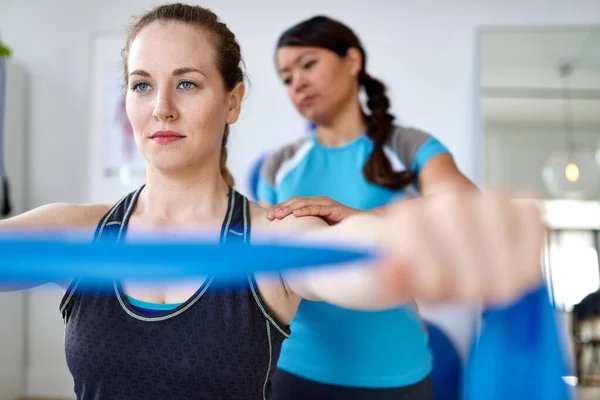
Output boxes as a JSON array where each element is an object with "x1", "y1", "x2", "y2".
[
  {"x1": 226, "y1": 82, "x2": 245, "y2": 125},
  {"x1": 345, "y1": 47, "x2": 363, "y2": 78}
]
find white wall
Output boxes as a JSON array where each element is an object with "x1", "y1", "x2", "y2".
[
  {"x1": 0, "y1": 60, "x2": 28, "y2": 400},
  {"x1": 485, "y1": 126, "x2": 600, "y2": 197},
  {"x1": 1, "y1": 0, "x2": 600, "y2": 397}
]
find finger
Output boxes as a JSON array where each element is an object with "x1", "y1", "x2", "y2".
[
  {"x1": 294, "y1": 205, "x2": 346, "y2": 224},
  {"x1": 275, "y1": 197, "x2": 334, "y2": 220},
  {"x1": 293, "y1": 205, "x2": 330, "y2": 217},
  {"x1": 268, "y1": 197, "x2": 301, "y2": 218},
  {"x1": 272, "y1": 197, "x2": 317, "y2": 218}
]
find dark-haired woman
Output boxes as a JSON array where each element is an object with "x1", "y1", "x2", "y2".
[{"x1": 258, "y1": 16, "x2": 477, "y2": 400}]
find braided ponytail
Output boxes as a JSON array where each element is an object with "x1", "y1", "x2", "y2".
[{"x1": 360, "y1": 72, "x2": 415, "y2": 189}]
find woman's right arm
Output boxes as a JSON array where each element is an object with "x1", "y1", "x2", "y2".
[{"x1": 0, "y1": 202, "x2": 111, "y2": 292}]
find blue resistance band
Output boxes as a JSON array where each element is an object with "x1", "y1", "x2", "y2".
[
  {"x1": 0, "y1": 233, "x2": 573, "y2": 399},
  {"x1": 464, "y1": 284, "x2": 572, "y2": 400},
  {"x1": 0, "y1": 232, "x2": 376, "y2": 286}
]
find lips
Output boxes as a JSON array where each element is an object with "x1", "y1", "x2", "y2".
[
  {"x1": 150, "y1": 130, "x2": 185, "y2": 144},
  {"x1": 150, "y1": 130, "x2": 184, "y2": 139},
  {"x1": 299, "y1": 95, "x2": 317, "y2": 106}
]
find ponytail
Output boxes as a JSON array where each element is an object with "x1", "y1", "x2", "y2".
[
  {"x1": 220, "y1": 125, "x2": 235, "y2": 187},
  {"x1": 360, "y1": 72, "x2": 415, "y2": 189}
]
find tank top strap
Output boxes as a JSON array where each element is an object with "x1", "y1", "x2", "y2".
[
  {"x1": 59, "y1": 186, "x2": 144, "y2": 321},
  {"x1": 221, "y1": 187, "x2": 250, "y2": 244}
]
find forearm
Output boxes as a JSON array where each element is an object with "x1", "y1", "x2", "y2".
[{"x1": 281, "y1": 212, "x2": 412, "y2": 310}]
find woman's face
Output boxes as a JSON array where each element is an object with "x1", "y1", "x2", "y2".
[
  {"x1": 125, "y1": 21, "x2": 243, "y2": 173},
  {"x1": 276, "y1": 46, "x2": 361, "y2": 125}
]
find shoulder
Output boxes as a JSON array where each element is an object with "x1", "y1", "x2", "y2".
[
  {"x1": 260, "y1": 136, "x2": 312, "y2": 187},
  {"x1": 385, "y1": 125, "x2": 449, "y2": 173},
  {"x1": 385, "y1": 125, "x2": 434, "y2": 153}
]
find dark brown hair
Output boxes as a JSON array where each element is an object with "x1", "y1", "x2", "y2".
[
  {"x1": 277, "y1": 16, "x2": 415, "y2": 190},
  {"x1": 122, "y1": 3, "x2": 244, "y2": 186}
]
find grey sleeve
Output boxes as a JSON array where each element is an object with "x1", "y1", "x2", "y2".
[
  {"x1": 260, "y1": 137, "x2": 309, "y2": 187},
  {"x1": 385, "y1": 126, "x2": 433, "y2": 172}
]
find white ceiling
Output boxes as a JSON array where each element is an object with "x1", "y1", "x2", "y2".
[{"x1": 480, "y1": 27, "x2": 600, "y2": 131}]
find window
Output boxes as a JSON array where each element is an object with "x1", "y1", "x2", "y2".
[{"x1": 546, "y1": 229, "x2": 600, "y2": 311}]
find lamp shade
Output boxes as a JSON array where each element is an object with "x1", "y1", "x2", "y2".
[{"x1": 542, "y1": 148, "x2": 599, "y2": 200}]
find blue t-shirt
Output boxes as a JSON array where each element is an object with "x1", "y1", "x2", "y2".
[{"x1": 257, "y1": 125, "x2": 450, "y2": 388}]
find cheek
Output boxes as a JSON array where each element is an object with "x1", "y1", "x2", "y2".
[
  {"x1": 286, "y1": 86, "x2": 297, "y2": 104},
  {"x1": 314, "y1": 64, "x2": 347, "y2": 97},
  {"x1": 125, "y1": 94, "x2": 149, "y2": 130}
]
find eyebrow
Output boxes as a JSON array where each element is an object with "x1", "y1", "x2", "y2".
[
  {"x1": 128, "y1": 67, "x2": 206, "y2": 78},
  {"x1": 278, "y1": 51, "x2": 318, "y2": 74}
]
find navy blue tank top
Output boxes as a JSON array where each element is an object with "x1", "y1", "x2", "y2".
[{"x1": 59, "y1": 186, "x2": 290, "y2": 399}]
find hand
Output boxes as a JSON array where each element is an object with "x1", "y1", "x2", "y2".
[
  {"x1": 376, "y1": 191, "x2": 546, "y2": 306},
  {"x1": 266, "y1": 196, "x2": 359, "y2": 225}
]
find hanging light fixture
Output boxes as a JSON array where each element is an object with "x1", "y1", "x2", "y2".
[{"x1": 542, "y1": 62, "x2": 600, "y2": 200}]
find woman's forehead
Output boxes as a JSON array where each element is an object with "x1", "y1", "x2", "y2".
[{"x1": 128, "y1": 22, "x2": 217, "y2": 75}]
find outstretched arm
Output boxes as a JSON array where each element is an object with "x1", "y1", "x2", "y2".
[
  {"x1": 264, "y1": 190, "x2": 545, "y2": 310},
  {"x1": 0, "y1": 203, "x2": 109, "y2": 292}
]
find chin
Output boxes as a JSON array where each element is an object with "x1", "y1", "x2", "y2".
[
  {"x1": 301, "y1": 110, "x2": 326, "y2": 126},
  {"x1": 144, "y1": 154, "x2": 191, "y2": 173}
]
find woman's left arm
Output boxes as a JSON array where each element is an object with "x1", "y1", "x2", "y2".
[
  {"x1": 417, "y1": 153, "x2": 477, "y2": 196},
  {"x1": 261, "y1": 189, "x2": 545, "y2": 311}
]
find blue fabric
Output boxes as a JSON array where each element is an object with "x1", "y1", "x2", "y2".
[
  {"x1": 412, "y1": 137, "x2": 449, "y2": 174},
  {"x1": 464, "y1": 285, "x2": 572, "y2": 400},
  {"x1": 425, "y1": 321, "x2": 462, "y2": 400},
  {"x1": 258, "y1": 130, "x2": 449, "y2": 388},
  {"x1": 248, "y1": 155, "x2": 266, "y2": 202},
  {"x1": 126, "y1": 295, "x2": 183, "y2": 315}
]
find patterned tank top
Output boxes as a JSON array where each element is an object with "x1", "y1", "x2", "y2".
[{"x1": 59, "y1": 186, "x2": 290, "y2": 399}]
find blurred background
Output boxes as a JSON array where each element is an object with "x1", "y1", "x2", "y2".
[{"x1": 0, "y1": 0, "x2": 599, "y2": 399}]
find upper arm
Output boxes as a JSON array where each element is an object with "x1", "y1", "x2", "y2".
[
  {"x1": 0, "y1": 202, "x2": 108, "y2": 236},
  {"x1": 385, "y1": 126, "x2": 475, "y2": 196},
  {"x1": 418, "y1": 153, "x2": 477, "y2": 196},
  {"x1": 0, "y1": 202, "x2": 110, "y2": 291}
]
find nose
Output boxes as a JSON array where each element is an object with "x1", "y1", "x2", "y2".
[
  {"x1": 291, "y1": 70, "x2": 309, "y2": 95},
  {"x1": 152, "y1": 90, "x2": 178, "y2": 122}
]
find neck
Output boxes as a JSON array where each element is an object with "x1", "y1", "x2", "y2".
[
  {"x1": 315, "y1": 95, "x2": 366, "y2": 147},
  {"x1": 136, "y1": 161, "x2": 230, "y2": 227}
]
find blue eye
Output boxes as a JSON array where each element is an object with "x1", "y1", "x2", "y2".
[
  {"x1": 178, "y1": 81, "x2": 197, "y2": 90},
  {"x1": 131, "y1": 82, "x2": 150, "y2": 92}
]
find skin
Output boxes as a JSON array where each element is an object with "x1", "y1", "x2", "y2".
[{"x1": 1, "y1": 22, "x2": 546, "y2": 328}]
